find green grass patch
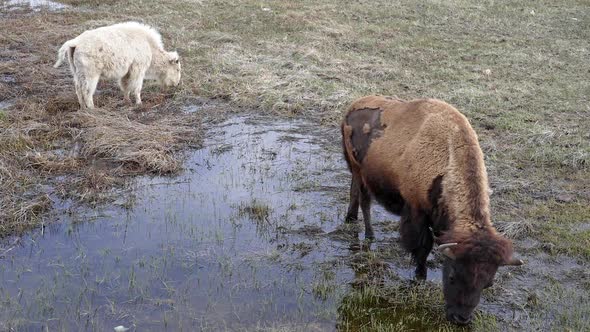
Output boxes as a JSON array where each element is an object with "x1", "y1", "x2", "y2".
[
  {"x1": 337, "y1": 284, "x2": 499, "y2": 331},
  {"x1": 528, "y1": 201, "x2": 590, "y2": 258}
]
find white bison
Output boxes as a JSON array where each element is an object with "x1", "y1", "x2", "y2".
[{"x1": 54, "y1": 22, "x2": 181, "y2": 109}]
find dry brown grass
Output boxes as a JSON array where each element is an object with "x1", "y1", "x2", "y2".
[{"x1": 69, "y1": 108, "x2": 200, "y2": 174}]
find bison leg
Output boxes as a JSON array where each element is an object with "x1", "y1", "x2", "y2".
[
  {"x1": 119, "y1": 71, "x2": 131, "y2": 103},
  {"x1": 360, "y1": 182, "x2": 374, "y2": 240},
  {"x1": 132, "y1": 74, "x2": 145, "y2": 105},
  {"x1": 345, "y1": 174, "x2": 361, "y2": 222},
  {"x1": 73, "y1": 77, "x2": 84, "y2": 109},
  {"x1": 84, "y1": 75, "x2": 99, "y2": 109},
  {"x1": 400, "y1": 206, "x2": 433, "y2": 280},
  {"x1": 78, "y1": 72, "x2": 99, "y2": 109},
  {"x1": 127, "y1": 64, "x2": 147, "y2": 105}
]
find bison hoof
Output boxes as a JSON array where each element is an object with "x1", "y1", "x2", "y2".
[
  {"x1": 345, "y1": 215, "x2": 358, "y2": 223},
  {"x1": 365, "y1": 232, "x2": 375, "y2": 241},
  {"x1": 414, "y1": 268, "x2": 427, "y2": 281}
]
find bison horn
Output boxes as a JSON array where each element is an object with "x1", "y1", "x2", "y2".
[
  {"x1": 438, "y1": 242, "x2": 458, "y2": 251},
  {"x1": 503, "y1": 257, "x2": 524, "y2": 266}
]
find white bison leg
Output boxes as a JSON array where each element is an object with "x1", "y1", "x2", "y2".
[
  {"x1": 81, "y1": 75, "x2": 99, "y2": 109},
  {"x1": 119, "y1": 71, "x2": 131, "y2": 103},
  {"x1": 127, "y1": 64, "x2": 147, "y2": 105},
  {"x1": 75, "y1": 70, "x2": 92, "y2": 109},
  {"x1": 73, "y1": 76, "x2": 84, "y2": 109},
  {"x1": 133, "y1": 73, "x2": 145, "y2": 105}
]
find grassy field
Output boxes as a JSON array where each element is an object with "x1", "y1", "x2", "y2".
[{"x1": 0, "y1": 0, "x2": 589, "y2": 330}]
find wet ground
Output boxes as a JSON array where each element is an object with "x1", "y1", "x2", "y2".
[
  {"x1": 2, "y1": 114, "x2": 588, "y2": 331},
  {"x1": 0, "y1": 116, "x2": 431, "y2": 331},
  {"x1": 2, "y1": 0, "x2": 68, "y2": 11}
]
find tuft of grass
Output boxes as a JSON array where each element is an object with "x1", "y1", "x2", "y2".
[
  {"x1": 55, "y1": 168, "x2": 123, "y2": 205},
  {"x1": 495, "y1": 219, "x2": 534, "y2": 240},
  {"x1": 311, "y1": 268, "x2": 337, "y2": 300},
  {"x1": 237, "y1": 199, "x2": 272, "y2": 224},
  {"x1": 74, "y1": 108, "x2": 200, "y2": 174}
]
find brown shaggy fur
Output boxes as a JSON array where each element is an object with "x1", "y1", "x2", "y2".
[{"x1": 342, "y1": 95, "x2": 514, "y2": 265}]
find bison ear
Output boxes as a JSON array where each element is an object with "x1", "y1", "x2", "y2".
[
  {"x1": 502, "y1": 257, "x2": 524, "y2": 266},
  {"x1": 168, "y1": 51, "x2": 180, "y2": 64},
  {"x1": 438, "y1": 242, "x2": 458, "y2": 260},
  {"x1": 429, "y1": 227, "x2": 442, "y2": 244},
  {"x1": 442, "y1": 248, "x2": 456, "y2": 260}
]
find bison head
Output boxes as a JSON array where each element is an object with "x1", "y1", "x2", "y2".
[
  {"x1": 438, "y1": 239, "x2": 523, "y2": 325},
  {"x1": 159, "y1": 51, "x2": 181, "y2": 87}
]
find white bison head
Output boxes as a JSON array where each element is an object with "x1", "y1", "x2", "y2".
[{"x1": 159, "y1": 51, "x2": 181, "y2": 87}]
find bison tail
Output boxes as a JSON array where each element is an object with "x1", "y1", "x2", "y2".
[
  {"x1": 54, "y1": 40, "x2": 76, "y2": 69},
  {"x1": 342, "y1": 123, "x2": 362, "y2": 172}
]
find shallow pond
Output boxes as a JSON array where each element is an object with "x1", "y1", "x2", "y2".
[{"x1": 0, "y1": 116, "x2": 445, "y2": 331}]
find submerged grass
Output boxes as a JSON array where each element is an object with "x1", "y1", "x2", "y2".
[{"x1": 237, "y1": 199, "x2": 272, "y2": 224}]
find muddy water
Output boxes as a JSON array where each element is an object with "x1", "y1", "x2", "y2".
[{"x1": 0, "y1": 116, "x2": 437, "y2": 331}]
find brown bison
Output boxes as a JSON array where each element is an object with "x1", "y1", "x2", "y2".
[{"x1": 341, "y1": 95, "x2": 523, "y2": 325}]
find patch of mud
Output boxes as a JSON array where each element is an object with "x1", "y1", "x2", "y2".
[
  {"x1": 182, "y1": 105, "x2": 201, "y2": 113},
  {"x1": 289, "y1": 225, "x2": 325, "y2": 236},
  {"x1": 571, "y1": 222, "x2": 590, "y2": 232},
  {"x1": 3, "y1": 0, "x2": 69, "y2": 11},
  {"x1": 0, "y1": 74, "x2": 16, "y2": 84},
  {"x1": 326, "y1": 223, "x2": 361, "y2": 242},
  {"x1": 181, "y1": 97, "x2": 225, "y2": 114},
  {"x1": 0, "y1": 99, "x2": 15, "y2": 110}
]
